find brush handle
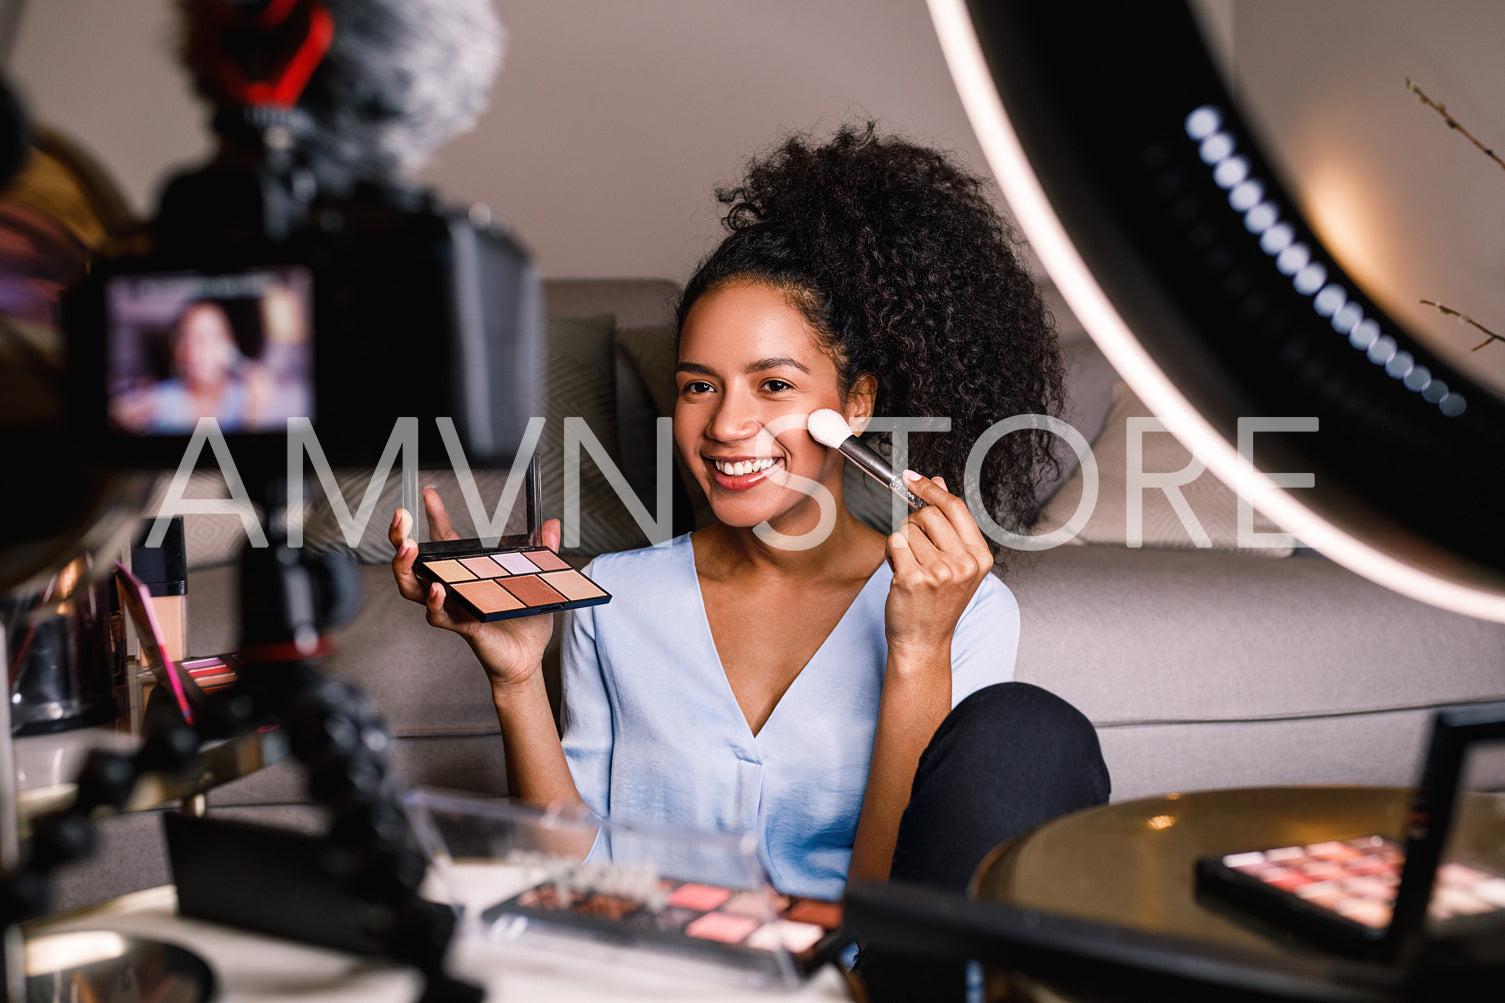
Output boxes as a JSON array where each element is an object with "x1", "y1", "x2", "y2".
[{"x1": 839, "y1": 436, "x2": 927, "y2": 511}]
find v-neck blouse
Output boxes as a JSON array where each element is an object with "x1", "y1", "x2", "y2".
[{"x1": 559, "y1": 532, "x2": 1018, "y2": 899}]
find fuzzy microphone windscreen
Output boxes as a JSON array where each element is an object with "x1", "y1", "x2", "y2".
[{"x1": 179, "y1": 0, "x2": 505, "y2": 176}]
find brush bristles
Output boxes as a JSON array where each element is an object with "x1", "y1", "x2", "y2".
[{"x1": 806, "y1": 408, "x2": 855, "y2": 448}]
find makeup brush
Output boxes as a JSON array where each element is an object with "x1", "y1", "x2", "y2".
[{"x1": 806, "y1": 409, "x2": 927, "y2": 511}]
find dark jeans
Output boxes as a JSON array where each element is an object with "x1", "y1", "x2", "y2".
[{"x1": 856, "y1": 681, "x2": 1111, "y2": 1002}]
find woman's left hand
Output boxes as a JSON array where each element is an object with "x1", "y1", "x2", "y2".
[{"x1": 883, "y1": 471, "x2": 994, "y2": 666}]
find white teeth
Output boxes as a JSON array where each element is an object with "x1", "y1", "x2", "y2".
[{"x1": 713, "y1": 458, "x2": 777, "y2": 477}]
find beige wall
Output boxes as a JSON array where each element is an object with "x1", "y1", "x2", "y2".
[
  {"x1": 10, "y1": 0, "x2": 1502, "y2": 392},
  {"x1": 9, "y1": 1, "x2": 991, "y2": 283},
  {"x1": 10, "y1": 1, "x2": 210, "y2": 214}
]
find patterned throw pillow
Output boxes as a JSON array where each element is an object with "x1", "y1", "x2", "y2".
[
  {"x1": 615, "y1": 324, "x2": 715, "y2": 532},
  {"x1": 538, "y1": 315, "x2": 653, "y2": 556},
  {"x1": 145, "y1": 471, "x2": 256, "y2": 571},
  {"x1": 296, "y1": 315, "x2": 651, "y2": 562}
]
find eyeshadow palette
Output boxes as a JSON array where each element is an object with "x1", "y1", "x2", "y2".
[
  {"x1": 1198, "y1": 835, "x2": 1505, "y2": 953},
  {"x1": 413, "y1": 539, "x2": 611, "y2": 622},
  {"x1": 481, "y1": 877, "x2": 848, "y2": 976}
]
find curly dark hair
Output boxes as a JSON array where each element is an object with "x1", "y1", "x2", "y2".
[{"x1": 677, "y1": 123, "x2": 1065, "y2": 562}]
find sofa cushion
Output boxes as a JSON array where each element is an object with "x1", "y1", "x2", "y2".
[
  {"x1": 1036, "y1": 381, "x2": 1292, "y2": 555},
  {"x1": 615, "y1": 324, "x2": 678, "y2": 422},
  {"x1": 291, "y1": 315, "x2": 651, "y2": 562},
  {"x1": 1036, "y1": 335, "x2": 1117, "y2": 503},
  {"x1": 615, "y1": 323, "x2": 713, "y2": 534},
  {"x1": 537, "y1": 314, "x2": 656, "y2": 556},
  {"x1": 298, "y1": 466, "x2": 535, "y2": 565},
  {"x1": 1007, "y1": 544, "x2": 1505, "y2": 727},
  {"x1": 1098, "y1": 708, "x2": 1449, "y2": 802}
]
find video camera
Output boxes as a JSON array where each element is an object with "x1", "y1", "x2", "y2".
[
  {"x1": 64, "y1": 0, "x2": 541, "y2": 474},
  {"x1": 3, "y1": 11, "x2": 534, "y2": 997}
]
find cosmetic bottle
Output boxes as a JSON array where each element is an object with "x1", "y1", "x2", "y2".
[{"x1": 130, "y1": 517, "x2": 188, "y2": 666}]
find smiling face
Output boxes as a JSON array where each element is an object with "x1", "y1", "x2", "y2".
[
  {"x1": 173, "y1": 302, "x2": 238, "y2": 389},
  {"x1": 675, "y1": 281, "x2": 872, "y2": 535}
]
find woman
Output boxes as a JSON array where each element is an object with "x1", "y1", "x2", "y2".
[
  {"x1": 390, "y1": 124, "x2": 1108, "y2": 996},
  {"x1": 123, "y1": 299, "x2": 272, "y2": 434}
]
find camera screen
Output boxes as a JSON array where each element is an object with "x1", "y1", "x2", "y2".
[{"x1": 105, "y1": 267, "x2": 314, "y2": 435}]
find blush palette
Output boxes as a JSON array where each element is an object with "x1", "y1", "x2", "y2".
[
  {"x1": 413, "y1": 539, "x2": 610, "y2": 622},
  {"x1": 482, "y1": 877, "x2": 847, "y2": 976},
  {"x1": 1213, "y1": 836, "x2": 1505, "y2": 930},
  {"x1": 1198, "y1": 832, "x2": 1505, "y2": 956},
  {"x1": 1195, "y1": 707, "x2": 1505, "y2": 960}
]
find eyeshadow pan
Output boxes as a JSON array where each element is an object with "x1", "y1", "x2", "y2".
[
  {"x1": 425, "y1": 559, "x2": 477, "y2": 583},
  {"x1": 493, "y1": 551, "x2": 543, "y2": 574},
  {"x1": 1264, "y1": 870, "x2": 1312, "y2": 892},
  {"x1": 539, "y1": 570, "x2": 608, "y2": 602},
  {"x1": 1472, "y1": 879, "x2": 1505, "y2": 907},
  {"x1": 1347, "y1": 855, "x2": 1392, "y2": 877},
  {"x1": 1294, "y1": 881, "x2": 1342, "y2": 906},
  {"x1": 453, "y1": 580, "x2": 526, "y2": 614},
  {"x1": 1440, "y1": 863, "x2": 1492, "y2": 887},
  {"x1": 576, "y1": 894, "x2": 641, "y2": 920},
  {"x1": 723, "y1": 890, "x2": 783, "y2": 918},
  {"x1": 1433, "y1": 886, "x2": 1496, "y2": 916},
  {"x1": 1224, "y1": 852, "x2": 1266, "y2": 870},
  {"x1": 746, "y1": 920, "x2": 826, "y2": 953},
  {"x1": 1307, "y1": 841, "x2": 1359, "y2": 861},
  {"x1": 665, "y1": 883, "x2": 733, "y2": 911},
  {"x1": 518, "y1": 885, "x2": 580, "y2": 910},
  {"x1": 785, "y1": 899, "x2": 842, "y2": 929},
  {"x1": 460, "y1": 556, "x2": 507, "y2": 578},
  {"x1": 497, "y1": 574, "x2": 566, "y2": 607},
  {"x1": 1342, "y1": 876, "x2": 1394, "y2": 900},
  {"x1": 685, "y1": 912, "x2": 759, "y2": 944},
  {"x1": 1264, "y1": 846, "x2": 1305, "y2": 862},
  {"x1": 1336, "y1": 898, "x2": 1392, "y2": 928},
  {"x1": 527, "y1": 549, "x2": 572, "y2": 572}
]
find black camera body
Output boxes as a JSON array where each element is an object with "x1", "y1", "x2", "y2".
[{"x1": 66, "y1": 151, "x2": 542, "y2": 473}]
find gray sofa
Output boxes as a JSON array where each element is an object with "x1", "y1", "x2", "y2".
[{"x1": 53, "y1": 279, "x2": 1505, "y2": 910}]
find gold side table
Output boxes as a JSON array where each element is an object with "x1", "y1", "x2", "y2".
[{"x1": 972, "y1": 787, "x2": 1419, "y2": 1001}]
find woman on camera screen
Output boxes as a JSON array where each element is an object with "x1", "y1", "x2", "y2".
[{"x1": 389, "y1": 124, "x2": 1109, "y2": 995}]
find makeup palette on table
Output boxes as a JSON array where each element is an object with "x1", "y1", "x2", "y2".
[
  {"x1": 481, "y1": 877, "x2": 847, "y2": 977},
  {"x1": 412, "y1": 539, "x2": 610, "y2": 621},
  {"x1": 1197, "y1": 704, "x2": 1505, "y2": 959},
  {"x1": 1201, "y1": 836, "x2": 1505, "y2": 934},
  {"x1": 405, "y1": 790, "x2": 849, "y2": 988}
]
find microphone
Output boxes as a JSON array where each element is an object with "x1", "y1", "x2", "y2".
[{"x1": 181, "y1": 0, "x2": 505, "y2": 180}]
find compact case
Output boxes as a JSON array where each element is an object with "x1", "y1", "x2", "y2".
[
  {"x1": 482, "y1": 875, "x2": 846, "y2": 978},
  {"x1": 412, "y1": 539, "x2": 610, "y2": 622},
  {"x1": 1196, "y1": 835, "x2": 1505, "y2": 955},
  {"x1": 405, "y1": 790, "x2": 848, "y2": 989}
]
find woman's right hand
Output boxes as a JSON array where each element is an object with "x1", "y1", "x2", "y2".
[{"x1": 389, "y1": 487, "x2": 560, "y2": 693}]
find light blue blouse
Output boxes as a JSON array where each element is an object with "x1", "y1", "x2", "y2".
[{"x1": 560, "y1": 532, "x2": 1019, "y2": 899}]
